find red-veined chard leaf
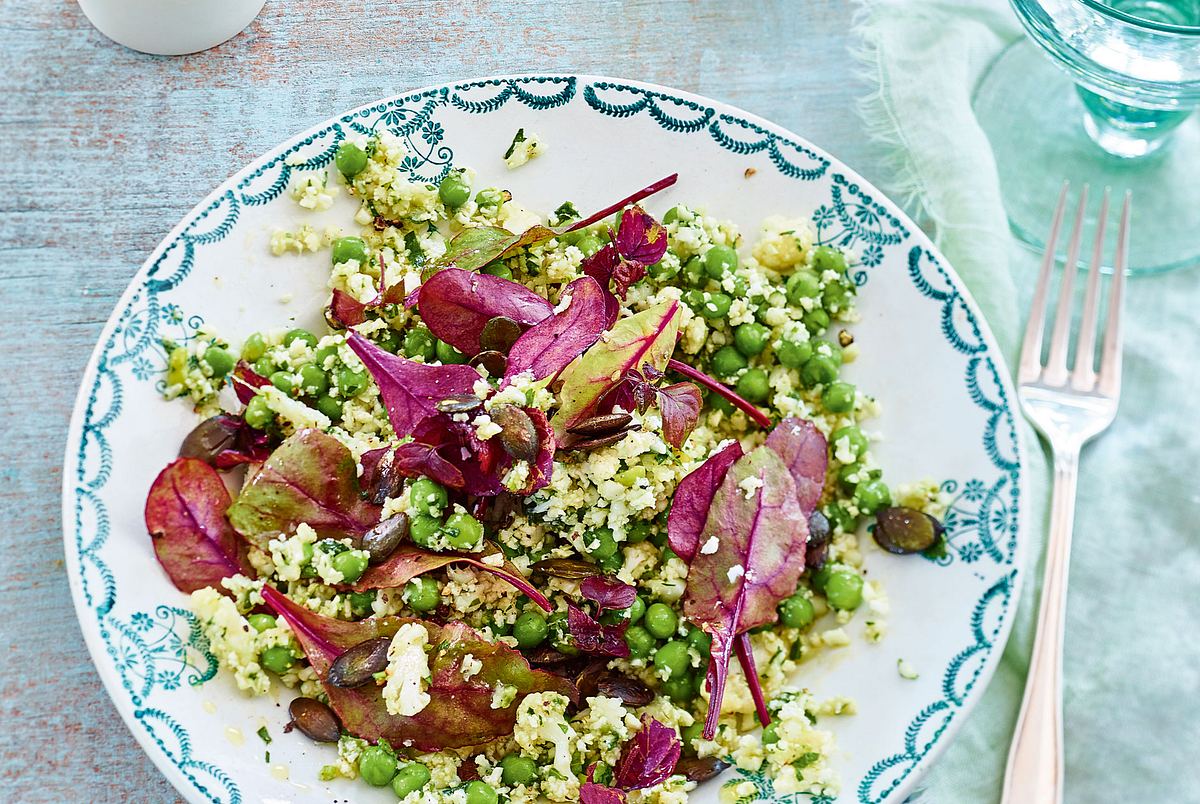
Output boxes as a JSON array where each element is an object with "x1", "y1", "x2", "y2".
[
  {"x1": 260, "y1": 585, "x2": 572, "y2": 750},
  {"x1": 613, "y1": 205, "x2": 670, "y2": 266},
  {"x1": 428, "y1": 174, "x2": 679, "y2": 282},
  {"x1": 666, "y1": 441, "x2": 744, "y2": 563},
  {"x1": 580, "y1": 576, "x2": 637, "y2": 612},
  {"x1": 567, "y1": 605, "x2": 630, "y2": 657},
  {"x1": 391, "y1": 440, "x2": 466, "y2": 490},
  {"x1": 580, "y1": 772, "x2": 627, "y2": 804},
  {"x1": 656, "y1": 381, "x2": 702, "y2": 450},
  {"x1": 734, "y1": 632, "x2": 771, "y2": 729},
  {"x1": 667, "y1": 359, "x2": 772, "y2": 429},
  {"x1": 232, "y1": 361, "x2": 271, "y2": 405},
  {"x1": 581, "y1": 205, "x2": 669, "y2": 326},
  {"x1": 505, "y1": 276, "x2": 608, "y2": 382},
  {"x1": 351, "y1": 543, "x2": 552, "y2": 611},
  {"x1": 417, "y1": 268, "x2": 554, "y2": 356},
  {"x1": 613, "y1": 715, "x2": 682, "y2": 790},
  {"x1": 347, "y1": 332, "x2": 480, "y2": 438},
  {"x1": 329, "y1": 289, "x2": 368, "y2": 328},
  {"x1": 226, "y1": 429, "x2": 380, "y2": 549},
  {"x1": 680, "y1": 446, "x2": 808, "y2": 738},
  {"x1": 145, "y1": 458, "x2": 254, "y2": 594},
  {"x1": 764, "y1": 417, "x2": 828, "y2": 516},
  {"x1": 551, "y1": 299, "x2": 681, "y2": 436}
]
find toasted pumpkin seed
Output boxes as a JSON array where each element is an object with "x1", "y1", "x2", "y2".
[
  {"x1": 674, "y1": 756, "x2": 729, "y2": 782},
  {"x1": 469, "y1": 349, "x2": 508, "y2": 377},
  {"x1": 327, "y1": 636, "x2": 391, "y2": 688},
  {"x1": 361, "y1": 513, "x2": 409, "y2": 565},
  {"x1": 287, "y1": 697, "x2": 341, "y2": 743},
  {"x1": 492, "y1": 404, "x2": 539, "y2": 462},
  {"x1": 479, "y1": 316, "x2": 523, "y2": 353},
  {"x1": 567, "y1": 413, "x2": 633, "y2": 437},
  {"x1": 436, "y1": 394, "x2": 484, "y2": 415},
  {"x1": 532, "y1": 557, "x2": 601, "y2": 580},
  {"x1": 873, "y1": 506, "x2": 942, "y2": 554}
]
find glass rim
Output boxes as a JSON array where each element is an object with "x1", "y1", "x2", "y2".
[{"x1": 1076, "y1": 0, "x2": 1200, "y2": 34}]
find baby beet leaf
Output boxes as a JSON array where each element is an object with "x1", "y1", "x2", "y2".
[
  {"x1": 505, "y1": 276, "x2": 608, "y2": 382},
  {"x1": 145, "y1": 458, "x2": 254, "y2": 594},
  {"x1": 580, "y1": 575, "x2": 638, "y2": 612},
  {"x1": 551, "y1": 299, "x2": 682, "y2": 437},
  {"x1": 328, "y1": 289, "x2": 368, "y2": 328},
  {"x1": 666, "y1": 441, "x2": 744, "y2": 563},
  {"x1": 260, "y1": 586, "x2": 571, "y2": 750},
  {"x1": 347, "y1": 332, "x2": 480, "y2": 438},
  {"x1": 764, "y1": 417, "x2": 828, "y2": 516},
  {"x1": 567, "y1": 605, "x2": 630, "y2": 657},
  {"x1": 351, "y1": 543, "x2": 552, "y2": 611},
  {"x1": 417, "y1": 268, "x2": 554, "y2": 356},
  {"x1": 226, "y1": 429, "x2": 380, "y2": 549},
  {"x1": 612, "y1": 715, "x2": 682, "y2": 790},
  {"x1": 680, "y1": 446, "x2": 808, "y2": 738},
  {"x1": 656, "y1": 381, "x2": 702, "y2": 450}
]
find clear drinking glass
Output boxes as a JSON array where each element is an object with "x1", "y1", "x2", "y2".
[{"x1": 973, "y1": 0, "x2": 1200, "y2": 272}]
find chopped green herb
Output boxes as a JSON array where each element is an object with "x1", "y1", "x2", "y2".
[
  {"x1": 553, "y1": 200, "x2": 580, "y2": 225},
  {"x1": 257, "y1": 725, "x2": 272, "y2": 744},
  {"x1": 504, "y1": 128, "x2": 527, "y2": 160}
]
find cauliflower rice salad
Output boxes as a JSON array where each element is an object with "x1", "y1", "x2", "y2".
[{"x1": 145, "y1": 129, "x2": 951, "y2": 804}]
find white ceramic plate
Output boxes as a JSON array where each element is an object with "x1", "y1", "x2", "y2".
[{"x1": 63, "y1": 74, "x2": 1028, "y2": 804}]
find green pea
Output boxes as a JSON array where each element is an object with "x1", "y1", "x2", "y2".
[
  {"x1": 682, "y1": 256, "x2": 706, "y2": 288},
  {"x1": 241, "y1": 333, "x2": 267, "y2": 362},
  {"x1": 733, "y1": 323, "x2": 770, "y2": 357},
  {"x1": 500, "y1": 754, "x2": 538, "y2": 786},
  {"x1": 358, "y1": 745, "x2": 397, "y2": 787},
  {"x1": 403, "y1": 327, "x2": 436, "y2": 361},
  {"x1": 244, "y1": 395, "x2": 273, "y2": 429},
  {"x1": 854, "y1": 478, "x2": 891, "y2": 514},
  {"x1": 464, "y1": 780, "x2": 498, "y2": 804},
  {"x1": 837, "y1": 463, "x2": 865, "y2": 493},
  {"x1": 686, "y1": 624, "x2": 712, "y2": 656},
  {"x1": 825, "y1": 504, "x2": 857, "y2": 535},
  {"x1": 735, "y1": 368, "x2": 770, "y2": 404},
  {"x1": 625, "y1": 625, "x2": 655, "y2": 659},
  {"x1": 513, "y1": 612, "x2": 549, "y2": 649},
  {"x1": 681, "y1": 722, "x2": 704, "y2": 752},
  {"x1": 314, "y1": 395, "x2": 343, "y2": 421},
  {"x1": 284, "y1": 328, "x2": 319, "y2": 348},
  {"x1": 700, "y1": 292, "x2": 732, "y2": 319},
  {"x1": 435, "y1": 340, "x2": 468, "y2": 365},
  {"x1": 663, "y1": 205, "x2": 684, "y2": 224},
  {"x1": 727, "y1": 273, "x2": 749, "y2": 297},
  {"x1": 331, "y1": 236, "x2": 368, "y2": 266},
  {"x1": 825, "y1": 570, "x2": 864, "y2": 610},
  {"x1": 762, "y1": 721, "x2": 780, "y2": 745},
  {"x1": 779, "y1": 594, "x2": 815, "y2": 628},
  {"x1": 644, "y1": 603, "x2": 678, "y2": 639},
  {"x1": 331, "y1": 551, "x2": 367, "y2": 584},
  {"x1": 252, "y1": 356, "x2": 276, "y2": 378},
  {"x1": 391, "y1": 762, "x2": 431, "y2": 797},
  {"x1": 626, "y1": 520, "x2": 652, "y2": 544},
  {"x1": 376, "y1": 328, "x2": 402, "y2": 354},
  {"x1": 814, "y1": 340, "x2": 843, "y2": 366},
  {"x1": 629, "y1": 596, "x2": 647, "y2": 623},
  {"x1": 247, "y1": 613, "x2": 276, "y2": 633},
  {"x1": 348, "y1": 590, "x2": 376, "y2": 616},
  {"x1": 335, "y1": 141, "x2": 368, "y2": 178},
  {"x1": 475, "y1": 187, "x2": 505, "y2": 210},
  {"x1": 409, "y1": 514, "x2": 441, "y2": 548},
  {"x1": 298, "y1": 365, "x2": 328, "y2": 397},
  {"x1": 300, "y1": 541, "x2": 315, "y2": 568},
  {"x1": 438, "y1": 171, "x2": 471, "y2": 209},
  {"x1": 822, "y1": 281, "x2": 853, "y2": 313},
  {"x1": 313, "y1": 343, "x2": 339, "y2": 368},
  {"x1": 704, "y1": 244, "x2": 738, "y2": 279},
  {"x1": 404, "y1": 577, "x2": 440, "y2": 612},
  {"x1": 711, "y1": 346, "x2": 748, "y2": 379},
  {"x1": 785, "y1": 270, "x2": 821, "y2": 305},
  {"x1": 661, "y1": 674, "x2": 694, "y2": 704},
  {"x1": 653, "y1": 640, "x2": 691, "y2": 680},
  {"x1": 337, "y1": 367, "x2": 369, "y2": 396},
  {"x1": 199, "y1": 345, "x2": 233, "y2": 377},
  {"x1": 444, "y1": 511, "x2": 483, "y2": 549},
  {"x1": 822, "y1": 382, "x2": 856, "y2": 413},
  {"x1": 800, "y1": 354, "x2": 839, "y2": 388},
  {"x1": 260, "y1": 645, "x2": 296, "y2": 674},
  {"x1": 803, "y1": 308, "x2": 831, "y2": 334},
  {"x1": 831, "y1": 425, "x2": 868, "y2": 460},
  {"x1": 575, "y1": 235, "x2": 602, "y2": 258},
  {"x1": 585, "y1": 527, "x2": 617, "y2": 561},
  {"x1": 409, "y1": 477, "x2": 449, "y2": 517},
  {"x1": 269, "y1": 371, "x2": 296, "y2": 396},
  {"x1": 812, "y1": 245, "x2": 848, "y2": 274},
  {"x1": 709, "y1": 393, "x2": 736, "y2": 415},
  {"x1": 777, "y1": 338, "x2": 813, "y2": 369},
  {"x1": 647, "y1": 259, "x2": 679, "y2": 282},
  {"x1": 481, "y1": 262, "x2": 513, "y2": 280}
]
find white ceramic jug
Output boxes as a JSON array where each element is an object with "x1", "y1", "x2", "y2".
[{"x1": 77, "y1": 0, "x2": 268, "y2": 55}]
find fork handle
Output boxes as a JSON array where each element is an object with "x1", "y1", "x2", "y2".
[{"x1": 1001, "y1": 448, "x2": 1079, "y2": 804}]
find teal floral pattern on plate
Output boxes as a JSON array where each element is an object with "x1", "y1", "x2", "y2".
[{"x1": 62, "y1": 74, "x2": 1027, "y2": 804}]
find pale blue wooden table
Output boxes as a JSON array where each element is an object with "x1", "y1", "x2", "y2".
[{"x1": 0, "y1": 1, "x2": 887, "y2": 800}]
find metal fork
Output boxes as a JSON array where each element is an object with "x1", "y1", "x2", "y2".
[{"x1": 1001, "y1": 185, "x2": 1130, "y2": 804}]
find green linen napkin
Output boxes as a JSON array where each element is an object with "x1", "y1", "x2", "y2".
[{"x1": 854, "y1": 1, "x2": 1200, "y2": 802}]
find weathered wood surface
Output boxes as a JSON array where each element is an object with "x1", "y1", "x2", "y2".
[{"x1": 0, "y1": 1, "x2": 880, "y2": 800}]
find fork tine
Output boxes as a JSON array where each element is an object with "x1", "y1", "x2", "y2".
[
  {"x1": 1019, "y1": 182, "x2": 1070, "y2": 384},
  {"x1": 1097, "y1": 192, "x2": 1130, "y2": 398},
  {"x1": 1043, "y1": 185, "x2": 1089, "y2": 385},
  {"x1": 1070, "y1": 188, "x2": 1110, "y2": 391}
]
